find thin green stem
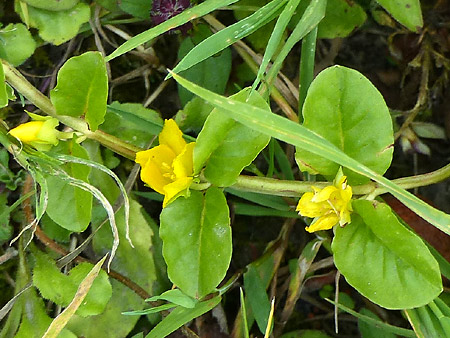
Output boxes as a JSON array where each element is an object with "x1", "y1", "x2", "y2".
[
  {"x1": 298, "y1": 26, "x2": 317, "y2": 116},
  {"x1": 232, "y1": 163, "x2": 450, "y2": 198},
  {"x1": 1, "y1": 60, "x2": 141, "y2": 160}
]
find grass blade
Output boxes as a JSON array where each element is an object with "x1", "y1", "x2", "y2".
[{"x1": 106, "y1": 0, "x2": 240, "y2": 61}]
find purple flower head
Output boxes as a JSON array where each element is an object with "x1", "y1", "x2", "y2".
[{"x1": 151, "y1": 0, "x2": 192, "y2": 34}]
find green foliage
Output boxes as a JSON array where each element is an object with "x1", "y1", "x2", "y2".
[
  {"x1": 51, "y1": 52, "x2": 108, "y2": 131},
  {"x1": 32, "y1": 251, "x2": 112, "y2": 317},
  {"x1": 147, "y1": 289, "x2": 197, "y2": 308},
  {"x1": 21, "y1": 0, "x2": 79, "y2": 11},
  {"x1": 291, "y1": 0, "x2": 366, "y2": 39},
  {"x1": 103, "y1": 102, "x2": 163, "y2": 148},
  {"x1": 376, "y1": 0, "x2": 423, "y2": 31},
  {"x1": 174, "y1": 97, "x2": 214, "y2": 133},
  {"x1": 194, "y1": 88, "x2": 271, "y2": 186},
  {"x1": 44, "y1": 140, "x2": 93, "y2": 232},
  {"x1": 160, "y1": 188, "x2": 231, "y2": 299},
  {"x1": 119, "y1": 0, "x2": 152, "y2": 19},
  {"x1": 177, "y1": 25, "x2": 232, "y2": 106},
  {"x1": 0, "y1": 23, "x2": 36, "y2": 66},
  {"x1": 405, "y1": 297, "x2": 450, "y2": 338},
  {"x1": 332, "y1": 200, "x2": 442, "y2": 309},
  {"x1": 358, "y1": 308, "x2": 396, "y2": 338},
  {"x1": 296, "y1": 66, "x2": 393, "y2": 184},
  {"x1": 15, "y1": 2, "x2": 90, "y2": 45},
  {"x1": 244, "y1": 265, "x2": 271, "y2": 334},
  {"x1": 0, "y1": 193, "x2": 12, "y2": 245},
  {"x1": 0, "y1": 148, "x2": 21, "y2": 190},
  {"x1": 146, "y1": 296, "x2": 221, "y2": 338}
]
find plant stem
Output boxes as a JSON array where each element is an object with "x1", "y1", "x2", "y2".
[
  {"x1": 233, "y1": 163, "x2": 450, "y2": 198},
  {"x1": 1, "y1": 60, "x2": 141, "y2": 160},
  {"x1": 298, "y1": 26, "x2": 318, "y2": 116}
]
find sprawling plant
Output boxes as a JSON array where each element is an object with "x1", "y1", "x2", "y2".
[{"x1": 1, "y1": 0, "x2": 450, "y2": 337}]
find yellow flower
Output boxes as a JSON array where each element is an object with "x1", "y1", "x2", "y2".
[
  {"x1": 9, "y1": 113, "x2": 62, "y2": 151},
  {"x1": 135, "y1": 119, "x2": 195, "y2": 208},
  {"x1": 296, "y1": 171, "x2": 353, "y2": 233}
]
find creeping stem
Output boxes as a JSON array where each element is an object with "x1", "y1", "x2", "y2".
[
  {"x1": 1, "y1": 60, "x2": 141, "y2": 160},
  {"x1": 3, "y1": 61, "x2": 450, "y2": 199}
]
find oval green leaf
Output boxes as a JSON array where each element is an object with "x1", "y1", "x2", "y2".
[
  {"x1": 160, "y1": 187, "x2": 232, "y2": 299},
  {"x1": 51, "y1": 52, "x2": 108, "y2": 131},
  {"x1": 0, "y1": 23, "x2": 36, "y2": 66},
  {"x1": 376, "y1": 0, "x2": 423, "y2": 32},
  {"x1": 332, "y1": 199, "x2": 442, "y2": 309},
  {"x1": 16, "y1": 3, "x2": 90, "y2": 45},
  {"x1": 296, "y1": 66, "x2": 394, "y2": 184},
  {"x1": 194, "y1": 88, "x2": 271, "y2": 186},
  {"x1": 22, "y1": 0, "x2": 78, "y2": 11},
  {"x1": 45, "y1": 140, "x2": 93, "y2": 232}
]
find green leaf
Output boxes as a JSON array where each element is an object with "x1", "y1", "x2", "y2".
[
  {"x1": 194, "y1": 88, "x2": 271, "y2": 186},
  {"x1": 0, "y1": 23, "x2": 36, "y2": 66},
  {"x1": 358, "y1": 308, "x2": 396, "y2": 338},
  {"x1": 42, "y1": 255, "x2": 109, "y2": 338},
  {"x1": 106, "y1": 0, "x2": 240, "y2": 61},
  {"x1": 15, "y1": 3, "x2": 90, "y2": 45},
  {"x1": 296, "y1": 66, "x2": 393, "y2": 184},
  {"x1": 0, "y1": 62, "x2": 7, "y2": 108},
  {"x1": 332, "y1": 199, "x2": 442, "y2": 309},
  {"x1": 405, "y1": 298, "x2": 450, "y2": 338},
  {"x1": 253, "y1": 0, "x2": 300, "y2": 91},
  {"x1": 325, "y1": 300, "x2": 415, "y2": 337},
  {"x1": 147, "y1": 289, "x2": 197, "y2": 308},
  {"x1": 32, "y1": 251, "x2": 112, "y2": 317},
  {"x1": 170, "y1": 70, "x2": 450, "y2": 243},
  {"x1": 67, "y1": 200, "x2": 157, "y2": 338},
  {"x1": 177, "y1": 25, "x2": 231, "y2": 106},
  {"x1": 103, "y1": 102, "x2": 163, "y2": 148},
  {"x1": 290, "y1": 0, "x2": 366, "y2": 39},
  {"x1": 160, "y1": 187, "x2": 232, "y2": 299},
  {"x1": 51, "y1": 52, "x2": 108, "y2": 131},
  {"x1": 172, "y1": 0, "x2": 286, "y2": 76},
  {"x1": 265, "y1": 0, "x2": 326, "y2": 86},
  {"x1": 119, "y1": 0, "x2": 152, "y2": 19},
  {"x1": 317, "y1": 0, "x2": 366, "y2": 38},
  {"x1": 0, "y1": 148, "x2": 22, "y2": 190},
  {"x1": 244, "y1": 265, "x2": 271, "y2": 334},
  {"x1": 0, "y1": 194, "x2": 12, "y2": 245},
  {"x1": 281, "y1": 330, "x2": 332, "y2": 338},
  {"x1": 174, "y1": 97, "x2": 214, "y2": 133},
  {"x1": 45, "y1": 140, "x2": 93, "y2": 232},
  {"x1": 21, "y1": 0, "x2": 79, "y2": 11},
  {"x1": 146, "y1": 296, "x2": 222, "y2": 338},
  {"x1": 376, "y1": 0, "x2": 423, "y2": 32}
]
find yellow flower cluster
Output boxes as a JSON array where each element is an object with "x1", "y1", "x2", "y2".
[
  {"x1": 296, "y1": 172, "x2": 353, "y2": 233},
  {"x1": 135, "y1": 119, "x2": 195, "y2": 208}
]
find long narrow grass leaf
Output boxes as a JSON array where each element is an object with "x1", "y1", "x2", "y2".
[
  {"x1": 106, "y1": 0, "x2": 240, "y2": 61},
  {"x1": 327, "y1": 299, "x2": 416, "y2": 337},
  {"x1": 252, "y1": 0, "x2": 302, "y2": 91},
  {"x1": 171, "y1": 71, "x2": 450, "y2": 236},
  {"x1": 171, "y1": 0, "x2": 287, "y2": 76},
  {"x1": 266, "y1": 0, "x2": 326, "y2": 88}
]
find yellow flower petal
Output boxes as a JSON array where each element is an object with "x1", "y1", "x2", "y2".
[
  {"x1": 305, "y1": 213, "x2": 339, "y2": 233},
  {"x1": 163, "y1": 176, "x2": 193, "y2": 208},
  {"x1": 173, "y1": 142, "x2": 195, "y2": 179},
  {"x1": 9, "y1": 121, "x2": 45, "y2": 143},
  {"x1": 297, "y1": 172, "x2": 353, "y2": 233},
  {"x1": 138, "y1": 144, "x2": 176, "y2": 194},
  {"x1": 312, "y1": 185, "x2": 338, "y2": 203},
  {"x1": 159, "y1": 119, "x2": 186, "y2": 155}
]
